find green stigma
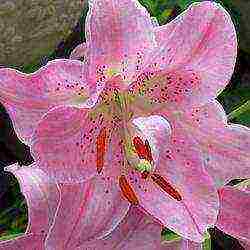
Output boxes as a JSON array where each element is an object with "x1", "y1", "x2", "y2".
[
  {"x1": 135, "y1": 159, "x2": 152, "y2": 173},
  {"x1": 114, "y1": 92, "x2": 127, "y2": 109}
]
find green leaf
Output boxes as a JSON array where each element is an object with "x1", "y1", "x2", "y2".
[
  {"x1": 228, "y1": 100, "x2": 250, "y2": 126},
  {"x1": 0, "y1": 233, "x2": 24, "y2": 242},
  {"x1": 158, "y1": 9, "x2": 174, "y2": 24},
  {"x1": 161, "y1": 228, "x2": 211, "y2": 249},
  {"x1": 218, "y1": 87, "x2": 250, "y2": 114},
  {"x1": 231, "y1": 112, "x2": 250, "y2": 126},
  {"x1": 202, "y1": 232, "x2": 211, "y2": 250},
  {"x1": 0, "y1": 174, "x2": 28, "y2": 239},
  {"x1": 161, "y1": 228, "x2": 182, "y2": 242}
]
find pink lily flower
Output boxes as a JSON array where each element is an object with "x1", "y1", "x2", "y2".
[{"x1": 0, "y1": 0, "x2": 249, "y2": 244}]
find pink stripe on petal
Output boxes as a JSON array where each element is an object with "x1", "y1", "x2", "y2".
[
  {"x1": 45, "y1": 176, "x2": 129, "y2": 249},
  {"x1": 181, "y1": 101, "x2": 250, "y2": 187},
  {"x1": 129, "y1": 68, "x2": 204, "y2": 112},
  {"x1": 80, "y1": 207, "x2": 170, "y2": 250},
  {"x1": 150, "y1": 100, "x2": 250, "y2": 188},
  {"x1": 31, "y1": 105, "x2": 112, "y2": 183},
  {"x1": 148, "y1": 1, "x2": 237, "y2": 105},
  {"x1": 216, "y1": 186, "x2": 250, "y2": 242},
  {"x1": 86, "y1": 0, "x2": 156, "y2": 84},
  {"x1": 0, "y1": 59, "x2": 96, "y2": 144},
  {"x1": 80, "y1": 207, "x2": 202, "y2": 250}
]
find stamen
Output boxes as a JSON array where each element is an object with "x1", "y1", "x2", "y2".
[
  {"x1": 144, "y1": 139, "x2": 153, "y2": 162},
  {"x1": 151, "y1": 173, "x2": 182, "y2": 201},
  {"x1": 133, "y1": 137, "x2": 153, "y2": 163},
  {"x1": 133, "y1": 136, "x2": 147, "y2": 159},
  {"x1": 96, "y1": 128, "x2": 107, "y2": 174},
  {"x1": 119, "y1": 175, "x2": 139, "y2": 205}
]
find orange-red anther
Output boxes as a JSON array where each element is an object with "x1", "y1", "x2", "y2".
[
  {"x1": 133, "y1": 136, "x2": 147, "y2": 159},
  {"x1": 119, "y1": 175, "x2": 139, "y2": 205},
  {"x1": 151, "y1": 173, "x2": 182, "y2": 201},
  {"x1": 96, "y1": 128, "x2": 107, "y2": 174},
  {"x1": 133, "y1": 137, "x2": 153, "y2": 163},
  {"x1": 144, "y1": 139, "x2": 153, "y2": 162}
]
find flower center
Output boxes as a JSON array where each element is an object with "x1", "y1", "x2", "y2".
[{"x1": 123, "y1": 134, "x2": 154, "y2": 179}]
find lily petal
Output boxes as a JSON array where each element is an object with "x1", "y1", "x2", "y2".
[
  {"x1": 4, "y1": 164, "x2": 60, "y2": 238},
  {"x1": 127, "y1": 122, "x2": 219, "y2": 242},
  {"x1": 153, "y1": 16, "x2": 176, "y2": 43},
  {"x1": 45, "y1": 176, "x2": 129, "y2": 249},
  {"x1": 148, "y1": 1, "x2": 237, "y2": 105},
  {"x1": 180, "y1": 240, "x2": 202, "y2": 250},
  {"x1": 31, "y1": 105, "x2": 113, "y2": 183},
  {"x1": 81, "y1": 207, "x2": 169, "y2": 250},
  {"x1": 181, "y1": 100, "x2": 250, "y2": 187},
  {"x1": 0, "y1": 234, "x2": 43, "y2": 250},
  {"x1": 31, "y1": 76, "x2": 133, "y2": 183},
  {"x1": 70, "y1": 43, "x2": 88, "y2": 60},
  {"x1": 216, "y1": 186, "x2": 250, "y2": 242},
  {"x1": 86, "y1": 0, "x2": 156, "y2": 84},
  {"x1": 0, "y1": 59, "x2": 96, "y2": 144},
  {"x1": 129, "y1": 68, "x2": 210, "y2": 113},
  {"x1": 81, "y1": 207, "x2": 202, "y2": 250}
]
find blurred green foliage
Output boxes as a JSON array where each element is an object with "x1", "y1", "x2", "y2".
[{"x1": 0, "y1": 173, "x2": 28, "y2": 239}]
